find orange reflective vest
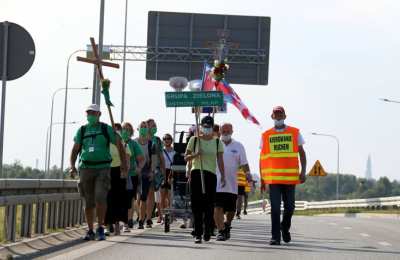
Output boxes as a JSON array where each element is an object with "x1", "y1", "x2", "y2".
[
  {"x1": 237, "y1": 169, "x2": 247, "y2": 187},
  {"x1": 259, "y1": 126, "x2": 300, "y2": 185},
  {"x1": 245, "y1": 181, "x2": 251, "y2": 193}
]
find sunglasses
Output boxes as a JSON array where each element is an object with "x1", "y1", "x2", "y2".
[{"x1": 163, "y1": 137, "x2": 172, "y2": 141}]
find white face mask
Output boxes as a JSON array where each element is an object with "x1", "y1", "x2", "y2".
[
  {"x1": 274, "y1": 119, "x2": 285, "y2": 127},
  {"x1": 220, "y1": 134, "x2": 232, "y2": 142},
  {"x1": 201, "y1": 126, "x2": 213, "y2": 136}
]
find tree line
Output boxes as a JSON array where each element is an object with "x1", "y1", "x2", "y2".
[
  {"x1": 250, "y1": 173, "x2": 400, "y2": 201},
  {"x1": 2, "y1": 161, "x2": 400, "y2": 201}
]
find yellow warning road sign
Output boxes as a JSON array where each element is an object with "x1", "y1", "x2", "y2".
[{"x1": 308, "y1": 160, "x2": 327, "y2": 176}]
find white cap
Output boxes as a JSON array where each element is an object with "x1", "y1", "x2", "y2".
[{"x1": 86, "y1": 104, "x2": 100, "y2": 112}]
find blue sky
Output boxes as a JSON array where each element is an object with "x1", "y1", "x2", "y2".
[{"x1": 3, "y1": 0, "x2": 400, "y2": 181}]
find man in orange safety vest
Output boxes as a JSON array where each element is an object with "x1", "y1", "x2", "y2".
[{"x1": 259, "y1": 106, "x2": 307, "y2": 245}]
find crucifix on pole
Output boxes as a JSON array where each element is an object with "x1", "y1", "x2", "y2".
[{"x1": 77, "y1": 37, "x2": 120, "y2": 127}]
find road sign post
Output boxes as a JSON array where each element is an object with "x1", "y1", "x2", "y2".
[
  {"x1": 0, "y1": 21, "x2": 36, "y2": 178},
  {"x1": 165, "y1": 90, "x2": 223, "y2": 194}
]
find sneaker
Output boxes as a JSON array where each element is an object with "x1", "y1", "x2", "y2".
[
  {"x1": 282, "y1": 230, "x2": 291, "y2": 243},
  {"x1": 108, "y1": 224, "x2": 114, "y2": 234},
  {"x1": 179, "y1": 223, "x2": 187, "y2": 229},
  {"x1": 124, "y1": 224, "x2": 131, "y2": 233},
  {"x1": 269, "y1": 239, "x2": 281, "y2": 245},
  {"x1": 96, "y1": 226, "x2": 106, "y2": 241},
  {"x1": 194, "y1": 236, "x2": 202, "y2": 244},
  {"x1": 146, "y1": 219, "x2": 152, "y2": 228},
  {"x1": 83, "y1": 229, "x2": 95, "y2": 241},
  {"x1": 138, "y1": 220, "x2": 144, "y2": 229},
  {"x1": 216, "y1": 231, "x2": 226, "y2": 241},
  {"x1": 236, "y1": 215, "x2": 241, "y2": 220},
  {"x1": 224, "y1": 223, "x2": 231, "y2": 240},
  {"x1": 203, "y1": 234, "x2": 211, "y2": 242},
  {"x1": 128, "y1": 219, "x2": 134, "y2": 229},
  {"x1": 243, "y1": 210, "x2": 247, "y2": 215},
  {"x1": 104, "y1": 229, "x2": 110, "y2": 236}
]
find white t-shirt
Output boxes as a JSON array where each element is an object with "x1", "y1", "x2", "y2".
[
  {"x1": 162, "y1": 148, "x2": 176, "y2": 169},
  {"x1": 216, "y1": 139, "x2": 248, "y2": 194},
  {"x1": 259, "y1": 126, "x2": 305, "y2": 149}
]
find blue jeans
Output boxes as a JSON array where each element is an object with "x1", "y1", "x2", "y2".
[{"x1": 269, "y1": 184, "x2": 296, "y2": 241}]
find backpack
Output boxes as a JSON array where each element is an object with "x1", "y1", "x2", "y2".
[
  {"x1": 79, "y1": 122, "x2": 110, "y2": 148},
  {"x1": 78, "y1": 123, "x2": 112, "y2": 165}
]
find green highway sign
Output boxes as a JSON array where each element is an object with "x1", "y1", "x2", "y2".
[{"x1": 165, "y1": 91, "x2": 224, "y2": 107}]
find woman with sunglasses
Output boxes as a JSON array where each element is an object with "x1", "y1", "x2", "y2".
[{"x1": 161, "y1": 133, "x2": 175, "y2": 221}]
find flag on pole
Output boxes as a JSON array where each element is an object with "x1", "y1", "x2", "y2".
[{"x1": 201, "y1": 62, "x2": 260, "y2": 125}]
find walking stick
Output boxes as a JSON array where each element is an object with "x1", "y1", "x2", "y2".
[{"x1": 194, "y1": 107, "x2": 206, "y2": 195}]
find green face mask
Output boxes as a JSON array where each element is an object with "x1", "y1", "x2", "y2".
[
  {"x1": 150, "y1": 127, "x2": 157, "y2": 136},
  {"x1": 87, "y1": 115, "x2": 98, "y2": 126},
  {"x1": 139, "y1": 128, "x2": 148, "y2": 137},
  {"x1": 121, "y1": 130, "x2": 130, "y2": 141}
]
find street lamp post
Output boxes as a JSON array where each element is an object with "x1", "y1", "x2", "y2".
[
  {"x1": 45, "y1": 121, "x2": 78, "y2": 176},
  {"x1": 47, "y1": 87, "x2": 89, "y2": 173},
  {"x1": 59, "y1": 49, "x2": 85, "y2": 174},
  {"x1": 311, "y1": 132, "x2": 340, "y2": 200}
]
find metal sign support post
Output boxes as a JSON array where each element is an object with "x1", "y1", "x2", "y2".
[{"x1": 0, "y1": 22, "x2": 9, "y2": 178}]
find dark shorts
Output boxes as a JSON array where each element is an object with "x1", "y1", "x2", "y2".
[
  {"x1": 127, "y1": 175, "x2": 139, "y2": 208},
  {"x1": 238, "y1": 186, "x2": 245, "y2": 196},
  {"x1": 78, "y1": 168, "x2": 111, "y2": 208},
  {"x1": 140, "y1": 174, "x2": 153, "y2": 202},
  {"x1": 215, "y1": 192, "x2": 238, "y2": 212}
]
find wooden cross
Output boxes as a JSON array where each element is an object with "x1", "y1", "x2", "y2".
[
  {"x1": 76, "y1": 37, "x2": 120, "y2": 80},
  {"x1": 77, "y1": 37, "x2": 120, "y2": 127}
]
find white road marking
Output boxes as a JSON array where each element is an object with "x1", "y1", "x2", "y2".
[
  {"x1": 360, "y1": 233, "x2": 370, "y2": 237},
  {"x1": 378, "y1": 241, "x2": 392, "y2": 247},
  {"x1": 329, "y1": 222, "x2": 338, "y2": 226},
  {"x1": 343, "y1": 227, "x2": 352, "y2": 230}
]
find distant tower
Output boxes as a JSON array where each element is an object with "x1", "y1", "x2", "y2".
[{"x1": 365, "y1": 155, "x2": 372, "y2": 180}]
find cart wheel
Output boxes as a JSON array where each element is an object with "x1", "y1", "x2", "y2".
[{"x1": 164, "y1": 214, "x2": 170, "y2": 233}]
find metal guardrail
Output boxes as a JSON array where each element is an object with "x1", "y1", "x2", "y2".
[
  {"x1": 0, "y1": 179, "x2": 84, "y2": 243},
  {"x1": 247, "y1": 196, "x2": 400, "y2": 213}
]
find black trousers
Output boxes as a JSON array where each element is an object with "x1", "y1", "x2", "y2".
[
  {"x1": 105, "y1": 167, "x2": 128, "y2": 224},
  {"x1": 190, "y1": 170, "x2": 216, "y2": 237},
  {"x1": 269, "y1": 184, "x2": 295, "y2": 241}
]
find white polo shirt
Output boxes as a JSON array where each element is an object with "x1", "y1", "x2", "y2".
[{"x1": 216, "y1": 139, "x2": 248, "y2": 194}]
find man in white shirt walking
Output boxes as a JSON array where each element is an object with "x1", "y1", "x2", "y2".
[{"x1": 214, "y1": 123, "x2": 250, "y2": 241}]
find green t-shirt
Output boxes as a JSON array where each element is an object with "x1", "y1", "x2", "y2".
[
  {"x1": 127, "y1": 139, "x2": 144, "y2": 176},
  {"x1": 186, "y1": 136, "x2": 224, "y2": 174},
  {"x1": 73, "y1": 122, "x2": 117, "y2": 169}
]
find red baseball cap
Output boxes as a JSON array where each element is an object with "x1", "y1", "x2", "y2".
[{"x1": 272, "y1": 106, "x2": 285, "y2": 114}]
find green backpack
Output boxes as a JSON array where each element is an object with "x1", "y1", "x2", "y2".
[{"x1": 79, "y1": 123, "x2": 112, "y2": 165}]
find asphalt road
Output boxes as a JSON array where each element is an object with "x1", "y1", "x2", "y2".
[{"x1": 33, "y1": 213, "x2": 400, "y2": 260}]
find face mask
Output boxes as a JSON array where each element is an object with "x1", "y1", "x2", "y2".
[
  {"x1": 87, "y1": 115, "x2": 98, "y2": 126},
  {"x1": 150, "y1": 127, "x2": 157, "y2": 136},
  {"x1": 121, "y1": 130, "x2": 130, "y2": 141},
  {"x1": 139, "y1": 128, "x2": 148, "y2": 137},
  {"x1": 220, "y1": 134, "x2": 232, "y2": 142},
  {"x1": 201, "y1": 126, "x2": 213, "y2": 136},
  {"x1": 274, "y1": 119, "x2": 285, "y2": 127}
]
